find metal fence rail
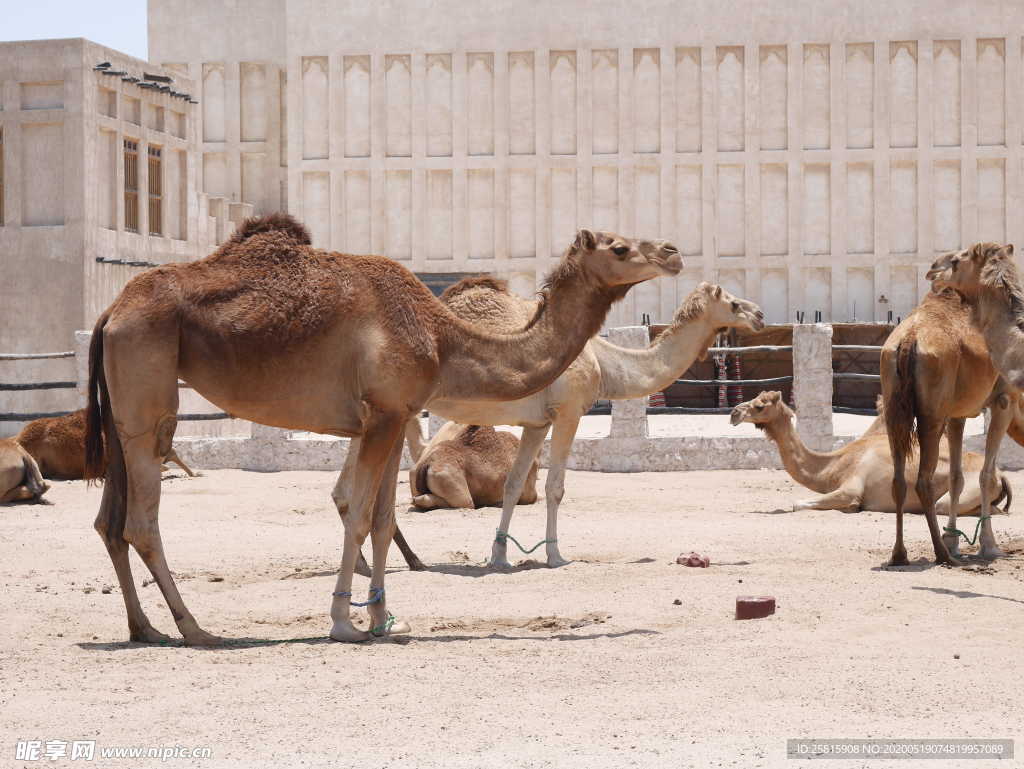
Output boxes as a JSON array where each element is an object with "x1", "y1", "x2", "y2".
[
  {"x1": 0, "y1": 351, "x2": 75, "y2": 361},
  {"x1": 0, "y1": 381, "x2": 77, "y2": 391}
]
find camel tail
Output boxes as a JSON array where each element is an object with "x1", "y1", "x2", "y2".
[
  {"x1": 414, "y1": 461, "x2": 430, "y2": 497},
  {"x1": 884, "y1": 339, "x2": 918, "y2": 462},
  {"x1": 995, "y1": 475, "x2": 1012, "y2": 514},
  {"x1": 21, "y1": 452, "x2": 45, "y2": 497},
  {"x1": 84, "y1": 311, "x2": 110, "y2": 483}
]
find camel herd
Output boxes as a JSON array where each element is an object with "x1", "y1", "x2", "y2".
[{"x1": 4, "y1": 214, "x2": 1020, "y2": 644}]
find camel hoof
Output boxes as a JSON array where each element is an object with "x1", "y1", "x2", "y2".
[
  {"x1": 977, "y1": 547, "x2": 1005, "y2": 560},
  {"x1": 183, "y1": 629, "x2": 226, "y2": 647},
  {"x1": 938, "y1": 554, "x2": 963, "y2": 568},
  {"x1": 372, "y1": 618, "x2": 411, "y2": 637},
  {"x1": 547, "y1": 556, "x2": 571, "y2": 568},
  {"x1": 129, "y1": 625, "x2": 174, "y2": 644},
  {"x1": 329, "y1": 621, "x2": 371, "y2": 643},
  {"x1": 941, "y1": 535, "x2": 962, "y2": 557},
  {"x1": 888, "y1": 549, "x2": 909, "y2": 567},
  {"x1": 407, "y1": 558, "x2": 428, "y2": 572},
  {"x1": 487, "y1": 557, "x2": 513, "y2": 570}
]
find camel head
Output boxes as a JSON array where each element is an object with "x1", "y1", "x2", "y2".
[
  {"x1": 688, "y1": 282, "x2": 766, "y2": 332},
  {"x1": 927, "y1": 242, "x2": 1015, "y2": 298},
  {"x1": 730, "y1": 390, "x2": 787, "y2": 427},
  {"x1": 565, "y1": 229, "x2": 682, "y2": 287}
]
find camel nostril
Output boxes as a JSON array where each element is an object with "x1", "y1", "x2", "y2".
[{"x1": 663, "y1": 243, "x2": 679, "y2": 254}]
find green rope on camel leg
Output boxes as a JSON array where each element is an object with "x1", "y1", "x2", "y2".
[
  {"x1": 494, "y1": 529, "x2": 556, "y2": 555},
  {"x1": 943, "y1": 515, "x2": 991, "y2": 546},
  {"x1": 369, "y1": 612, "x2": 396, "y2": 637}
]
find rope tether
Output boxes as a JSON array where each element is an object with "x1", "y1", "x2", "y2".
[
  {"x1": 943, "y1": 515, "x2": 992, "y2": 546},
  {"x1": 494, "y1": 529, "x2": 556, "y2": 555},
  {"x1": 333, "y1": 586, "x2": 384, "y2": 607}
]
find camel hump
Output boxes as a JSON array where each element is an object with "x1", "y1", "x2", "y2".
[
  {"x1": 227, "y1": 213, "x2": 312, "y2": 247},
  {"x1": 440, "y1": 275, "x2": 509, "y2": 303}
]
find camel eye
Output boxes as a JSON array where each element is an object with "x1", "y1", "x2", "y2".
[
  {"x1": 755, "y1": 405, "x2": 764, "y2": 411},
  {"x1": 731, "y1": 301, "x2": 740, "y2": 312},
  {"x1": 612, "y1": 245, "x2": 630, "y2": 257}
]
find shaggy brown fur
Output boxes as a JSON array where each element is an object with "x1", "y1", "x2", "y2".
[
  {"x1": 409, "y1": 424, "x2": 539, "y2": 510},
  {"x1": 21, "y1": 409, "x2": 193, "y2": 480}
]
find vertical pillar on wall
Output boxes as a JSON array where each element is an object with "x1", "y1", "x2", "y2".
[
  {"x1": 608, "y1": 326, "x2": 649, "y2": 438},
  {"x1": 792, "y1": 323, "x2": 833, "y2": 450}
]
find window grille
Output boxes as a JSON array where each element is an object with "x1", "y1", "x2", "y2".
[
  {"x1": 148, "y1": 145, "x2": 162, "y2": 236},
  {"x1": 124, "y1": 139, "x2": 139, "y2": 232}
]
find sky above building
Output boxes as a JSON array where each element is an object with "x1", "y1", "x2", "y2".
[{"x1": 4, "y1": 0, "x2": 147, "y2": 60}]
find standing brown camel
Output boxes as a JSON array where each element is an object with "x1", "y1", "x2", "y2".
[
  {"x1": 17, "y1": 409, "x2": 194, "y2": 479},
  {"x1": 882, "y1": 252, "x2": 1012, "y2": 566},
  {"x1": 84, "y1": 214, "x2": 681, "y2": 644},
  {"x1": 924, "y1": 241, "x2": 1023, "y2": 558},
  {"x1": 409, "y1": 422, "x2": 538, "y2": 510}
]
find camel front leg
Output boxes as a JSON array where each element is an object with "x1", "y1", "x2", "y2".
[
  {"x1": 329, "y1": 410, "x2": 406, "y2": 643},
  {"x1": 365, "y1": 440, "x2": 411, "y2": 637},
  {"x1": 793, "y1": 483, "x2": 863, "y2": 514},
  {"x1": 542, "y1": 416, "x2": 581, "y2": 567},
  {"x1": 489, "y1": 425, "x2": 548, "y2": 568},
  {"x1": 975, "y1": 398, "x2": 1011, "y2": 559},
  {"x1": 941, "y1": 418, "x2": 966, "y2": 557}
]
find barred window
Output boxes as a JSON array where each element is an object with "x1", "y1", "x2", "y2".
[
  {"x1": 148, "y1": 145, "x2": 162, "y2": 236},
  {"x1": 124, "y1": 139, "x2": 139, "y2": 233}
]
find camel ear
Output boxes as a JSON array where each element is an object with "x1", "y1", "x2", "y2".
[
  {"x1": 767, "y1": 391, "x2": 782, "y2": 403},
  {"x1": 1002, "y1": 244, "x2": 1015, "y2": 257},
  {"x1": 713, "y1": 285, "x2": 723, "y2": 299},
  {"x1": 574, "y1": 229, "x2": 597, "y2": 251}
]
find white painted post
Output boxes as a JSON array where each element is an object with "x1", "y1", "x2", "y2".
[
  {"x1": 608, "y1": 326, "x2": 649, "y2": 438},
  {"x1": 792, "y1": 323, "x2": 834, "y2": 450},
  {"x1": 74, "y1": 330, "x2": 92, "y2": 408}
]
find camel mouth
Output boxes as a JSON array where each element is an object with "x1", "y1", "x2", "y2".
[
  {"x1": 654, "y1": 251, "x2": 683, "y2": 276},
  {"x1": 729, "y1": 407, "x2": 746, "y2": 426},
  {"x1": 750, "y1": 317, "x2": 766, "y2": 332}
]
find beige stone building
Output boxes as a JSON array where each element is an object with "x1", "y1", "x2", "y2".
[
  {"x1": 3, "y1": 0, "x2": 1024, "y2": 435},
  {"x1": 0, "y1": 37, "x2": 250, "y2": 433},
  {"x1": 150, "y1": 0, "x2": 1024, "y2": 329}
]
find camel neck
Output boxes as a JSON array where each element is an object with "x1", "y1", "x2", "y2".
[
  {"x1": 593, "y1": 315, "x2": 718, "y2": 400},
  {"x1": 435, "y1": 269, "x2": 625, "y2": 401},
  {"x1": 762, "y1": 410, "x2": 836, "y2": 494},
  {"x1": 973, "y1": 288, "x2": 1024, "y2": 383}
]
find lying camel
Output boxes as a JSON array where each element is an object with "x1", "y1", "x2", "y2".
[
  {"x1": 0, "y1": 437, "x2": 49, "y2": 503},
  {"x1": 730, "y1": 390, "x2": 1011, "y2": 515},
  {"x1": 17, "y1": 409, "x2": 195, "y2": 480},
  {"x1": 410, "y1": 422, "x2": 538, "y2": 510}
]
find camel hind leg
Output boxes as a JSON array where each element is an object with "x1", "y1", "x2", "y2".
[
  {"x1": 941, "y1": 418, "x2": 966, "y2": 557},
  {"x1": 916, "y1": 418, "x2": 956, "y2": 565},
  {"x1": 417, "y1": 464, "x2": 474, "y2": 509},
  {"x1": 540, "y1": 416, "x2": 581, "y2": 568},
  {"x1": 163, "y1": 448, "x2": 196, "y2": 477},
  {"x1": 93, "y1": 413, "x2": 171, "y2": 643}
]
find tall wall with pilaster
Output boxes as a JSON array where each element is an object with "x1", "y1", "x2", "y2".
[{"x1": 151, "y1": 0, "x2": 1024, "y2": 324}]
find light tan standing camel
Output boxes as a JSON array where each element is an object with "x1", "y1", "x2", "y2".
[
  {"x1": 925, "y1": 242, "x2": 1024, "y2": 559},
  {"x1": 730, "y1": 391, "x2": 1011, "y2": 515},
  {"x1": 882, "y1": 259, "x2": 1012, "y2": 566},
  {"x1": 17, "y1": 408, "x2": 194, "y2": 479},
  {"x1": 348, "y1": 280, "x2": 763, "y2": 571},
  {"x1": 83, "y1": 214, "x2": 681, "y2": 644},
  {"x1": 0, "y1": 438, "x2": 48, "y2": 503},
  {"x1": 409, "y1": 422, "x2": 538, "y2": 510}
]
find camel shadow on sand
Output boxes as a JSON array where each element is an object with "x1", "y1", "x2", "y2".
[
  {"x1": 911, "y1": 585, "x2": 1024, "y2": 606},
  {"x1": 76, "y1": 627, "x2": 656, "y2": 651}
]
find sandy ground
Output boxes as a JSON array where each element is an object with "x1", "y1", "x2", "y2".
[{"x1": 2, "y1": 467, "x2": 1023, "y2": 769}]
